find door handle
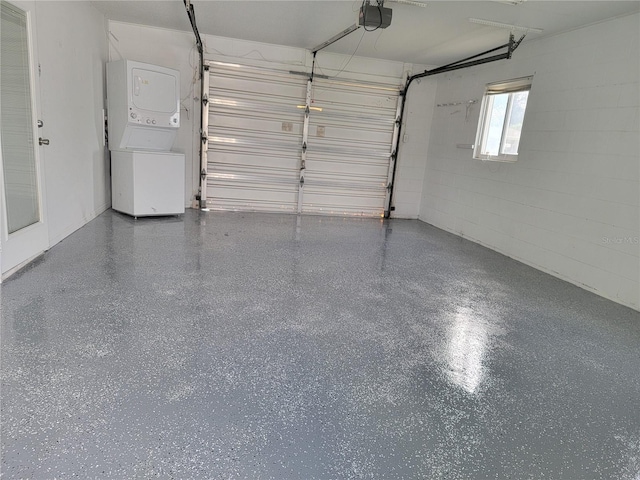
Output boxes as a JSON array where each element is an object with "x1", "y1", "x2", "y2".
[{"x1": 39, "y1": 137, "x2": 49, "y2": 146}]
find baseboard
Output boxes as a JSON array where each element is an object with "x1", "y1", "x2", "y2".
[
  {"x1": 417, "y1": 218, "x2": 640, "y2": 312},
  {"x1": 47, "y1": 202, "x2": 111, "y2": 248},
  {"x1": 1, "y1": 252, "x2": 46, "y2": 282}
]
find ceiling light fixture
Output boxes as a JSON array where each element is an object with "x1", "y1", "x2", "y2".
[{"x1": 468, "y1": 18, "x2": 543, "y2": 33}]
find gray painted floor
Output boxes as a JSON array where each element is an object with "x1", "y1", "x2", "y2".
[{"x1": 1, "y1": 209, "x2": 639, "y2": 479}]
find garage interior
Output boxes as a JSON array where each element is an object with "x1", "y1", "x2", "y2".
[{"x1": 1, "y1": 1, "x2": 639, "y2": 478}]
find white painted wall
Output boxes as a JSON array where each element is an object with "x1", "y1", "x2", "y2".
[
  {"x1": 418, "y1": 13, "x2": 640, "y2": 310},
  {"x1": 35, "y1": 2, "x2": 110, "y2": 246}
]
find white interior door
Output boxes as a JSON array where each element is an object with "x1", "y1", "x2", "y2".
[{"x1": 0, "y1": 0, "x2": 49, "y2": 278}]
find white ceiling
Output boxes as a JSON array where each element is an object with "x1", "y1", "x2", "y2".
[{"x1": 91, "y1": 0, "x2": 640, "y2": 65}]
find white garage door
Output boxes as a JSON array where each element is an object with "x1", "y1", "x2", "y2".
[
  {"x1": 205, "y1": 61, "x2": 401, "y2": 217},
  {"x1": 206, "y1": 62, "x2": 306, "y2": 213}
]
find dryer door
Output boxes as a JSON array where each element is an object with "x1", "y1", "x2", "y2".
[{"x1": 131, "y1": 67, "x2": 177, "y2": 114}]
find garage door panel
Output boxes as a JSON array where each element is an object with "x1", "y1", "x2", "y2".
[
  {"x1": 211, "y1": 151, "x2": 299, "y2": 171},
  {"x1": 211, "y1": 97, "x2": 304, "y2": 119},
  {"x1": 304, "y1": 169, "x2": 386, "y2": 189},
  {"x1": 307, "y1": 132, "x2": 391, "y2": 156},
  {"x1": 309, "y1": 120, "x2": 392, "y2": 142},
  {"x1": 312, "y1": 84, "x2": 399, "y2": 109},
  {"x1": 206, "y1": 167, "x2": 298, "y2": 212},
  {"x1": 209, "y1": 66, "x2": 307, "y2": 100},
  {"x1": 302, "y1": 187, "x2": 386, "y2": 217},
  {"x1": 210, "y1": 163, "x2": 299, "y2": 181},
  {"x1": 210, "y1": 130, "x2": 301, "y2": 156},
  {"x1": 309, "y1": 114, "x2": 394, "y2": 131},
  {"x1": 206, "y1": 185, "x2": 298, "y2": 213},
  {"x1": 212, "y1": 109, "x2": 304, "y2": 131},
  {"x1": 209, "y1": 168, "x2": 298, "y2": 191},
  {"x1": 211, "y1": 119, "x2": 303, "y2": 144},
  {"x1": 305, "y1": 155, "x2": 389, "y2": 178}
]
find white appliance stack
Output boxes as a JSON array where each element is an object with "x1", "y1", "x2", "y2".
[{"x1": 106, "y1": 60, "x2": 185, "y2": 217}]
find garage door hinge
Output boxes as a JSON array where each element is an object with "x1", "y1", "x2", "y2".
[
  {"x1": 395, "y1": 117, "x2": 401, "y2": 125},
  {"x1": 386, "y1": 182, "x2": 392, "y2": 190},
  {"x1": 299, "y1": 176, "x2": 305, "y2": 186},
  {"x1": 302, "y1": 142, "x2": 307, "y2": 153},
  {"x1": 202, "y1": 95, "x2": 208, "y2": 105},
  {"x1": 391, "y1": 150, "x2": 397, "y2": 160},
  {"x1": 201, "y1": 169, "x2": 207, "y2": 180},
  {"x1": 204, "y1": 65, "x2": 210, "y2": 72},
  {"x1": 305, "y1": 106, "x2": 310, "y2": 115}
]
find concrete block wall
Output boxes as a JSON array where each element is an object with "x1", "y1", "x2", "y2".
[{"x1": 418, "y1": 13, "x2": 640, "y2": 310}]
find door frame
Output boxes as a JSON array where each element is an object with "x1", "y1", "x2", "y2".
[{"x1": 0, "y1": 0, "x2": 49, "y2": 280}]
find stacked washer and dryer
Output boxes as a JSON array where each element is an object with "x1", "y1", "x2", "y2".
[{"x1": 106, "y1": 60, "x2": 185, "y2": 217}]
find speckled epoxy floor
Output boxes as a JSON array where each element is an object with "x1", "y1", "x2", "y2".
[{"x1": 1, "y1": 210, "x2": 639, "y2": 479}]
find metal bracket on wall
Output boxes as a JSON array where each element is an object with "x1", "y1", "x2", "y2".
[
  {"x1": 183, "y1": 0, "x2": 207, "y2": 209},
  {"x1": 199, "y1": 64, "x2": 210, "y2": 209},
  {"x1": 384, "y1": 96, "x2": 404, "y2": 217},
  {"x1": 298, "y1": 78, "x2": 313, "y2": 214}
]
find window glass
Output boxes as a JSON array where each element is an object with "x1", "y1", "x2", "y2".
[
  {"x1": 474, "y1": 76, "x2": 532, "y2": 162},
  {"x1": 501, "y1": 91, "x2": 529, "y2": 155}
]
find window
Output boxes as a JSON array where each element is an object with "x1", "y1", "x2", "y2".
[{"x1": 473, "y1": 76, "x2": 532, "y2": 162}]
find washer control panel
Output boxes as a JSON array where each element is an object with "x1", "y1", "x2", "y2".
[{"x1": 128, "y1": 108, "x2": 180, "y2": 128}]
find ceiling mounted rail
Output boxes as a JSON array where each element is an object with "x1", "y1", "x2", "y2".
[{"x1": 312, "y1": 24, "x2": 361, "y2": 54}]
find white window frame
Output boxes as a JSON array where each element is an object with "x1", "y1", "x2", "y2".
[{"x1": 473, "y1": 76, "x2": 533, "y2": 162}]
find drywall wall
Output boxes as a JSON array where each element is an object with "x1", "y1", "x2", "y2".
[
  {"x1": 107, "y1": 21, "x2": 429, "y2": 213},
  {"x1": 418, "y1": 13, "x2": 640, "y2": 310},
  {"x1": 35, "y1": 2, "x2": 110, "y2": 246}
]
